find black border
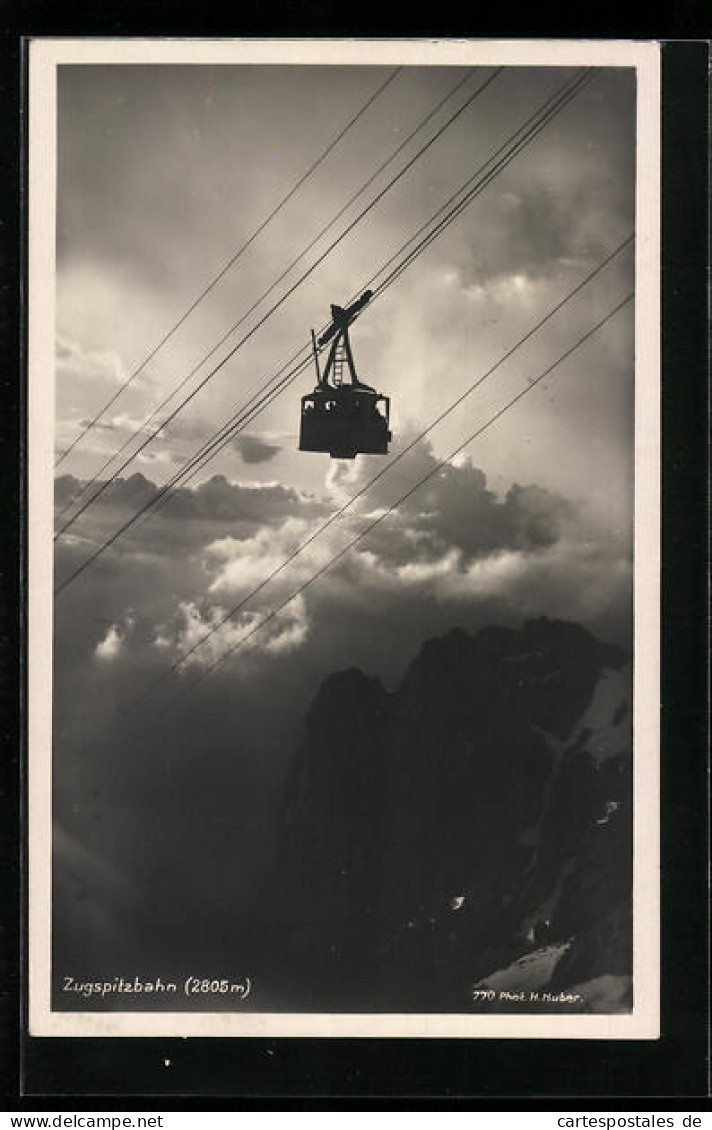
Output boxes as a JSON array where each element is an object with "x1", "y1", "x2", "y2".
[
  {"x1": 0, "y1": 26, "x2": 23, "y2": 1114},
  {"x1": 2, "y1": 32, "x2": 709, "y2": 1107}
]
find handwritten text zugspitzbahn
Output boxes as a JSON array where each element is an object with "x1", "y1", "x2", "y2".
[{"x1": 61, "y1": 975, "x2": 252, "y2": 1000}]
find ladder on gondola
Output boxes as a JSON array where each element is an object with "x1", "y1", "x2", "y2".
[{"x1": 299, "y1": 291, "x2": 392, "y2": 460}]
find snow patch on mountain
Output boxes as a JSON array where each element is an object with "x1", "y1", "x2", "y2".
[
  {"x1": 563, "y1": 973, "x2": 632, "y2": 1012},
  {"x1": 474, "y1": 941, "x2": 572, "y2": 993},
  {"x1": 571, "y1": 663, "x2": 631, "y2": 760}
]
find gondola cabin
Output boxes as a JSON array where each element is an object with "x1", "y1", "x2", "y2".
[
  {"x1": 300, "y1": 387, "x2": 391, "y2": 459},
  {"x1": 299, "y1": 291, "x2": 392, "y2": 460}
]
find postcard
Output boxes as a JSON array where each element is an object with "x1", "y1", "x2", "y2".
[{"x1": 28, "y1": 37, "x2": 660, "y2": 1038}]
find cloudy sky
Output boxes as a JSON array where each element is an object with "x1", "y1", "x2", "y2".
[{"x1": 51, "y1": 60, "x2": 636, "y2": 984}]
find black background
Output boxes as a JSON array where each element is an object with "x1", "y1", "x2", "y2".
[{"x1": 0, "y1": 19, "x2": 708, "y2": 1108}]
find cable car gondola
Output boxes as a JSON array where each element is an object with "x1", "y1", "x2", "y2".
[{"x1": 299, "y1": 291, "x2": 392, "y2": 459}]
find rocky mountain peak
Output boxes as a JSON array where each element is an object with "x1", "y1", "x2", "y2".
[{"x1": 268, "y1": 618, "x2": 632, "y2": 1013}]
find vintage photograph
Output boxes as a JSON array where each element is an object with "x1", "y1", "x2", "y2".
[{"x1": 28, "y1": 39, "x2": 660, "y2": 1038}]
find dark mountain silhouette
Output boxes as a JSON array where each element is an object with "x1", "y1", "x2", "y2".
[{"x1": 260, "y1": 617, "x2": 632, "y2": 1013}]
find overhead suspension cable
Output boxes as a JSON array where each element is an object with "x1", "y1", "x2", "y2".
[
  {"x1": 367, "y1": 71, "x2": 599, "y2": 299},
  {"x1": 130, "y1": 234, "x2": 633, "y2": 709},
  {"x1": 54, "y1": 67, "x2": 504, "y2": 539},
  {"x1": 163, "y1": 67, "x2": 599, "y2": 501},
  {"x1": 155, "y1": 291, "x2": 635, "y2": 717},
  {"x1": 54, "y1": 66, "x2": 403, "y2": 469},
  {"x1": 54, "y1": 67, "x2": 597, "y2": 596},
  {"x1": 60, "y1": 65, "x2": 593, "y2": 549},
  {"x1": 55, "y1": 67, "x2": 477, "y2": 526}
]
